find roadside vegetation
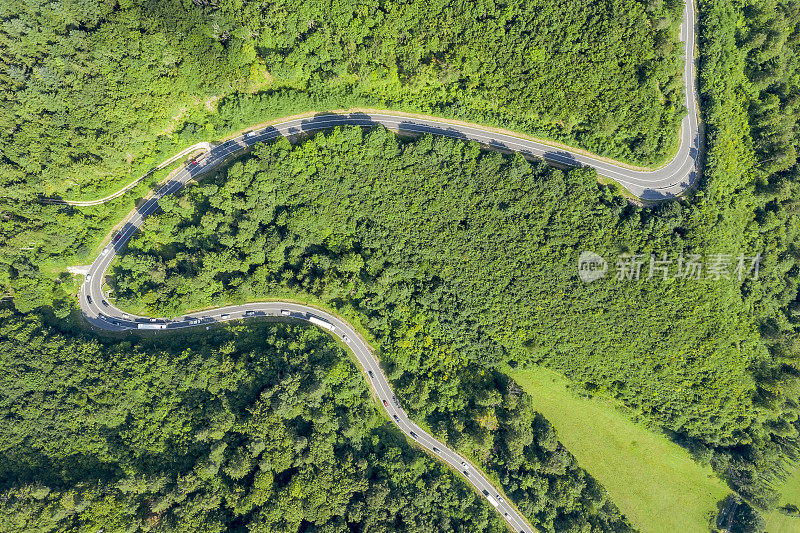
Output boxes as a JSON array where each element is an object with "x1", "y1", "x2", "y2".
[
  {"x1": 2, "y1": 0, "x2": 800, "y2": 531},
  {"x1": 0, "y1": 308, "x2": 632, "y2": 532},
  {"x1": 0, "y1": 313, "x2": 515, "y2": 531},
  {"x1": 106, "y1": 112, "x2": 795, "y2": 526},
  {"x1": 0, "y1": 0, "x2": 685, "y2": 201}
]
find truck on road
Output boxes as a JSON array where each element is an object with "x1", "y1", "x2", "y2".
[
  {"x1": 482, "y1": 490, "x2": 499, "y2": 507},
  {"x1": 138, "y1": 323, "x2": 166, "y2": 330},
  {"x1": 308, "y1": 316, "x2": 335, "y2": 331}
]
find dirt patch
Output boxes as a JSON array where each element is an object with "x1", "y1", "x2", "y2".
[
  {"x1": 205, "y1": 96, "x2": 223, "y2": 112},
  {"x1": 159, "y1": 106, "x2": 188, "y2": 136}
]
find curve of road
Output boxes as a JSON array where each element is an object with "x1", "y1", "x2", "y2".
[
  {"x1": 64, "y1": 0, "x2": 698, "y2": 207},
  {"x1": 79, "y1": 1, "x2": 698, "y2": 531}
]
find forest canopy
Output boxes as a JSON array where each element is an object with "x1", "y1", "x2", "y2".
[
  {"x1": 107, "y1": 121, "x2": 793, "y2": 511},
  {"x1": 0, "y1": 0, "x2": 685, "y2": 200},
  {"x1": 2, "y1": 0, "x2": 800, "y2": 531},
  {"x1": 0, "y1": 309, "x2": 632, "y2": 532}
]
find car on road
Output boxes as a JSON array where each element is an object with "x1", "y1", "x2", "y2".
[
  {"x1": 368, "y1": 371, "x2": 375, "y2": 378},
  {"x1": 393, "y1": 415, "x2": 400, "y2": 422},
  {"x1": 496, "y1": 494, "x2": 503, "y2": 503},
  {"x1": 409, "y1": 431, "x2": 418, "y2": 440},
  {"x1": 463, "y1": 470, "x2": 469, "y2": 477},
  {"x1": 245, "y1": 310, "x2": 255, "y2": 316},
  {"x1": 220, "y1": 313, "x2": 230, "y2": 319},
  {"x1": 280, "y1": 309, "x2": 291, "y2": 316},
  {"x1": 189, "y1": 319, "x2": 199, "y2": 325},
  {"x1": 122, "y1": 313, "x2": 129, "y2": 319},
  {"x1": 383, "y1": 400, "x2": 389, "y2": 407},
  {"x1": 461, "y1": 461, "x2": 468, "y2": 467},
  {"x1": 188, "y1": 159, "x2": 198, "y2": 167},
  {"x1": 101, "y1": 299, "x2": 108, "y2": 307},
  {"x1": 113, "y1": 234, "x2": 121, "y2": 243},
  {"x1": 100, "y1": 247, "x2": 109, "y2": 256},
  {"x1": 432, "y1": 447, "x2": 440, "y2": 454},
  {"x1": 85, "y1": 274, "x2": 91, "y2": 283},
  {"x1": 482, "y1": 491, "x2": 499, "y2": 507},
  {"x1": 342, "y1": 335, "x2": 351, "y2": 343},
  {"x1": 86, "y1": 295, "x2": 92, "y2": 304}
]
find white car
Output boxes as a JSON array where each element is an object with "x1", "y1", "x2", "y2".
[
  {"x1": 342, "y1": 335, "x2": 351, "y2": 343},
  {"x1": 280, "y1": 309, "x2": 291, "y2": 316},
  {"x1": 85, "y1": 274, "x2": 91, "y2": 283}
]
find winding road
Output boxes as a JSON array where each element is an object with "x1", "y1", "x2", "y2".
[{"x1": 78, "y1": 1, "x2": 699, "y2": 531}]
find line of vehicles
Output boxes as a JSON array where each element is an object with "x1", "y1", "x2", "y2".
[
  {"x1": 83, "y1": 283, "x2": 341, "y2": 335},
  {"x1": 130, "y1": 309, "x2": 331, "y2": 329}
]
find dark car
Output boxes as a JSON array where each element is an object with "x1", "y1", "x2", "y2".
[
  {"x1": 101, "y1": 299, "x2": 108, "y2": 307},
  {"x1": 393, "y1": 415, "x2": 399, "y2": 422},
  {"x1": 368, "y1": 371, "x2": 375, "y2": 378},
  {"x1": 86, "y1": 295, "x2": 92, "y2": 304}
]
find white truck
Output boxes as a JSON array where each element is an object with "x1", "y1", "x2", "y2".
[
  {"x1": 138, "y1": 323, "x2": 166, "y2": 330},
  {"x1": 482, "y1": 490, "x2": 499, "y2": 507},
  {"x1": 308, "y1": 316, "x2": 335, "y2": 331}
]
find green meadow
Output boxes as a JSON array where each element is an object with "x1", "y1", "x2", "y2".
[{"x1": 508, "y1": 366, "x2": 730, "y2": 533}]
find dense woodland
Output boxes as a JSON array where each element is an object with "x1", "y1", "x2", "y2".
[
  {"x1": 107, "y1": 121, "x2": 789, "y2": 515},
  {"x1": 0, "y1": 0, "x2": 684, "y2": 200},
  {"x1": 2, "y1": 0, "x2": 800, "y2": 531},
  {"x1": 0, "y1": 309, "x2": 632, "y2": 532}
]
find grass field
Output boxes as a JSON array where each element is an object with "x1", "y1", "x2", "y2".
[
  {"x1": 765, "y1": 466, "x2": 800, "y2": 533},
  {"x1": 507, "y1": 365, "x2": 730, "y2": 533}
]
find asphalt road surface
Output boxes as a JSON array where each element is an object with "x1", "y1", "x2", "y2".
[{"x1": 79, "y1": 1, "x2": 699, "y2": 530}]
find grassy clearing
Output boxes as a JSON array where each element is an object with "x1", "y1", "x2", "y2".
[
  {"x1": 765, "y1": 466, "x2": 800, "y2": 533},
  {"x1": 506, "y1": 365, "x2": 730, "y2": 533}
]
